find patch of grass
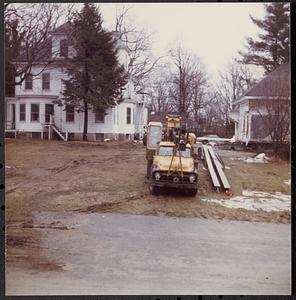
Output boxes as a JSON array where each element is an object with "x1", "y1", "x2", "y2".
[{"x1": 223, "y1": 156, "x2": 290, "y2": 196}]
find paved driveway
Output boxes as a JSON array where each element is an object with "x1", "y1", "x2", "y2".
[{"x1": 6, "y1": 212, "x2": 291, "y2": 295}]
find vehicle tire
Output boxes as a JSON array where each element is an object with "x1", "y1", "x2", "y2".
[
  {"x1": 150, "y1": 185, "x2": 159, "y2": 195},
  {"x1": 187, "y1": 189, "x2": 197, "y2": 197}
]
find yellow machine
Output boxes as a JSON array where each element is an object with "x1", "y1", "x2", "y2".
[
  {"x1": 145, "y1": 115, "x2": 198, "y2": 196},
  {"x1": 145, "y1": 121, "x2": 163, "y2": 179},
  {"x1": 165, "y1": 115, "x2": 181, "y2": 141}
]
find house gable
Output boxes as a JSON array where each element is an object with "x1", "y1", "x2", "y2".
[
  {"x1": 233, "y1": 63, "x2": 290, "y2": 106},
  {"x1": 230, "y1": 63, "x2": 290, "y2": 144}
]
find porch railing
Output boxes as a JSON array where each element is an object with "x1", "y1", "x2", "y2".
[
  {"x1": 5, "y1": 120, "x2": 15, "y2": 130},
  {"x1": 40, "y1": 114, "x2": 68, "y2": 141}
]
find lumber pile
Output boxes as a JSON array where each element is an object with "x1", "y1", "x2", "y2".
[{"x1": 202, "y1": 145, "x2": 231, "y2": 193}]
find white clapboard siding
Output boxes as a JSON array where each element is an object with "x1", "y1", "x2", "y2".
[
  {"x1": 15, "y1": 66, "x2": 64, "y2": 98},
  {"x1": 10, "y1": 30, "x2": 147, "y2": 137}
]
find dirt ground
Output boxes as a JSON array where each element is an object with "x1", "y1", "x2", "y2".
[{"x1": 5, "y1": 139, "x2": 291, "y2": 271}]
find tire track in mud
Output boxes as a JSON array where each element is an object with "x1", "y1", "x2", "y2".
[
  {"x1": 75, "y1": 192, "x2": 147, "y2": 213},
  {"x1": 48, "y1": 151, "x2": 144, "y2": 174},
  {"x1": 6, "y1": 140, "x2": 291, "y2": 233},
  {"x1": 5, "y1": 141, "x2": 146, "y2": 273},
  {"x1": 73, "y1": 188, "x2": 291, "y2": 224},
  {"x1": 6, "y1": 151, "x2": 144, "y2": 193}
]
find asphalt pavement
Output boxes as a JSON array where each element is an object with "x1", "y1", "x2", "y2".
[{"x1": 6, "y1": 212, "x2": 291, "y2": 295}]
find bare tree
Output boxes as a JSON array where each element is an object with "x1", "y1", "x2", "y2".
[
  {"x1": 114, "y1": 5, "x2": 162, "y2": 94},
  {"x1": 145, "y1": 45, "x2": 210, "y2": 132},
  {"x1": 214, "y1": 62, "x2": 255, "y2": 127},
  {"x1": 148, "y1": 81, "x2": 171, "y2": 113},
  {"x1": 5, "y1": 3, "x2": 73, "y2": 95},
  {"x1": 168, "y1": 45, "x2": 208, "y2": 123},
  {"x1": 202, "y1": 98, "x2": 222, "y2": 133},
  {"x1": 187, "y1": 68, "x2": 213, "y2": 133},
  {"x1": 145, "y1": 66, "x2": 173, "y2": 114}
]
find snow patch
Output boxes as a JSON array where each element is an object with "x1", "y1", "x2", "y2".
[
  {"x1": 242, "y1": 190, "x2": 272, "y2": 198},
  {"x1": 229, "y1": 153, "x2": 270, "y2": 164},
  {"x1": 229, "y1": 157, "x2": 245, "y2": 161},
  {"x1": 245, "y1": 153, "x2": 269, "y2": 163},
  {"x1": 225, "y1": 166, "x2": 231, "y2": 170},
  {"x1": 256, "y1": 153, "x2": 267, "y2": 160},
  {"x1": 284, "y1": 179, "x2": 291, "y2": 186},
  {"x1": 202, "y1": 190, "x2": 290, "y2": 212},
  {"x1": 229, "y1": 136, "x2": 236, "y2": 143}
]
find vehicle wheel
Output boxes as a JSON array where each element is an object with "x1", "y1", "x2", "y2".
[
  {"x1": 150, "y1": 185, "x2": 159, "y2": 195},
  {"x1": 187, "y1": 189, "x2": 197, "y2": 197}
]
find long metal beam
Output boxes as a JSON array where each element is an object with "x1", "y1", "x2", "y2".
[
  {"x1": 208, "y1": 145, "x2": 231, "y2": 191},
  {"x1": 203, "y1": 145, "x2": 221, "y2": 189}
]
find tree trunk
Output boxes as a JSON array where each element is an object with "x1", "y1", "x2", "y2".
[
  {"x1": 83, "y1": 101, "x2": 88, "y2": 141},
  {"x1": 274, "y1": 141, "x2": 279, "y2": 161}
]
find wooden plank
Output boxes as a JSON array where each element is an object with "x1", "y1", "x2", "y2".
[
  {"x1": 203, "y1": 145, "x2": 221, "y2": 188},
  {"x1": 208, "y1": 146, "x2": 231, "y2": 190}
]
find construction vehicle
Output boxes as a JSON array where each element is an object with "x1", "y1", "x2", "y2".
[
  {"x1": 145, "y1": 115, "x2": 198, "y2": 196},
  {"x1": 145, "y1": 121, "x2": 163, "y2": 179}
]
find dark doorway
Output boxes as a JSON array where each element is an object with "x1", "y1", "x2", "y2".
[
  {"x1": 45, "y1": 104, "x2": 54, "y2": 123},
  {"x1": 11, "y1": 104, "x2": 15, "y2": 129}
]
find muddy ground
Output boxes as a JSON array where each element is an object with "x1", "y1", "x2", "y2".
[{"x1": 5, "y1": 139, "x2": 291, "y2": 271}]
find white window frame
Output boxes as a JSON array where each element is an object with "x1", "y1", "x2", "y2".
[
  {"x1": 30, "y1": 103, "x2": 40, "y2": 122},
  {"x1": 19, "y1": 103, "x2": 26, "y2": 122},
  {"x1": 60, "y1": 39, "x2": 68, "y2": 58},
  {"x1": 66, "y1": 105, "x2": 75, "y2": 123},
  {"x1": 126, "y1": 107, "x2": 131, "y2": 125},
  {"x1": 95, "y1": 111, "x2": 105, "y2": 124},
  {"x1": 42, "y1": 73, "x2": 50, "y2": 90},
  {"x1": 25, "y1": 75, "x2": 33, "y2": 90}
]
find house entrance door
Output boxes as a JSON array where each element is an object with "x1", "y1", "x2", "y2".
[{"x1": 45, "y1": 104, "x2": 54, "y2": 123}]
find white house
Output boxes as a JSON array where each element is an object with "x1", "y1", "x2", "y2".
[
  {"x1": 229, "y1": 63, "x2": 290, "y2": 146},
  {"x1": 5, "y1": 23, "x2": 148, "y2": 141}
]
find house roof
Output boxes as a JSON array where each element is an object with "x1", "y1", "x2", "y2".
[
  {"x1": 234, "y1": 63, "x2": 290, "y2": 104},
  {"x1": 50, "y1": 22, "x2": 71, "y2": 35},
  {"x1": 15, "y1": 22, "x2": 126, "y2": 63},
  {"x1": 17, "y1": 23, "x2": 71, "y2": 61},
  {"x1": 52, "y1": 24, "x2": 128, "y2": 52}
]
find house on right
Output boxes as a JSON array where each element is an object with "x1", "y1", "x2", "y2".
[{"x1": 230, "y1": 63, "x2": 290, "y2": 148}]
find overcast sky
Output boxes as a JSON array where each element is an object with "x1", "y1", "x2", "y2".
[
  {"x1": 14, "y1": 3, "x2": 266, "y2": 82},
  {"x1": 97, "y1": 3, "x2": 266, "y2": 82}
]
